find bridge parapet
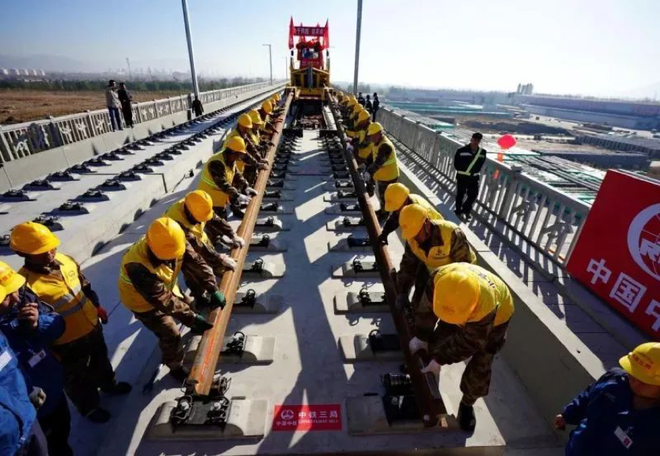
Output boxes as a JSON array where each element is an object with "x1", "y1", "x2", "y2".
[{"x1": 378, "y1": 107, "x2": 592, "y2": 271}]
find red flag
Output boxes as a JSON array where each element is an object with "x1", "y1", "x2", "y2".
[
  {"x1": 288, "y1": 17, "x2": 294, "y2": 49},
  {"x1": 324, "y1": 19, "x2": 329, "y2": 49}
]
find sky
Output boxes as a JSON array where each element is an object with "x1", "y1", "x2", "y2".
[{"x1": 1, "y1": 0, "x2": 659, "y2": 97}]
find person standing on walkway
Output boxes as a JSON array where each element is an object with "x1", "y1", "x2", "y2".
[
  {"x1": 555, "y1": 342, "x2": 660, "y2": 455},
  {"x1": 118, "y1": 217, "x2": 216, "y2": 382},
  {"x1": 454, "y1": 132, "x2": 486, "y2": 221},
  {"x1": 0, "y1": 263, "x2": 73, "y2": 456},
  {"x1": 0, "y1": 319, "x2": 49, "y2": 456},
  {"x1": 372, "y1": 93, "x2": 380, "y2": 121},
  {"x1": 413, "y1": 263, "x2": 514, "y2": 433},
  {"x1": 117, "y1": 82, "x2": 133, "y2": 128},
  {"x1": 357, "y1": 92, "x2": 365, "y2": 106},
  {"x1": 192, "y1": 97, "x2": 204, "y2": 117},
  {"x1": 9, "y1": 222, "x2": 131, "y2": 423},
  {"x1": 105, "y1": 79, "x2": 123, "y2": 132},
  {"x1": 365, "y1": 94, "x2": 373, "y2": 114}
]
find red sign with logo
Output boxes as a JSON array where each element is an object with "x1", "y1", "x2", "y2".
[
  {"x1": 272, "y1": 404, "x2": 342, "y2": 431},
  {"x1": 566, "y1": 170, "x2": 660, "y2": 339}
]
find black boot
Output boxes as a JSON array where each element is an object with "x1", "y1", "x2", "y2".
[
  {"x1": 457, "y1": 402, "x2": 476, "y2": 432},
  {"x1": 100, "y1": 381, "x2": 132, "y2": 395}
]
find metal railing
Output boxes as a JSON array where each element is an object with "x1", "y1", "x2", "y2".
[
  {"x1": 0, "y1": 81, "x2": 284, "y2": 163},
  {"x1": 377, "y1": 107, "x2": 592, "y2": 267}
]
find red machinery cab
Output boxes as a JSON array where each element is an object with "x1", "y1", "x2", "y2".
[{"x1": 288, "y1": 18, "x2": 330, "y2": 101}]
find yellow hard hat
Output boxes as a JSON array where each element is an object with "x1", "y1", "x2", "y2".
[
  {"x1": 184, "y1": 190, "x2": 214, "y2": 223},
  {"x1": 224, "y1": 136, "x2": 247, "y2": 154},
  {"x1": 368, "y1": 122, "x2": 383, "y2": 136},
  {"x1": 347, "y1": 98, "x2": 357, "y2": 107},
  {"x1": 352, "y1": 103, "x2": 362, "y2": 114},
  {"x1": 262, "y1": 100, "x2": 273, "y2": 114},
  {"x1": 146, "y1": 217, "x2": 186, "y2": 260},
  {"x1": 10, "y1": 222, "x2": 60, "y2": 255},
  {"x1": 433, "y1": 266, "x2": 480, "y2": 325},
  {"x1": 249, "y1": 109, "x2": 264, "y2": 126},
  {"x1": 0, "y1": 285, "x2": 6, "y2": 304},
  {"x1": 384, "y1": 183, "x2": 411, "y2": 212},
  {"x1": 0, "y1": 261, "x2": 26, "y2": 294},
  {"x1": 357, "y1": 109, "x2": 370, "y2": 123},
  {"x1": 399, "y1": 204, "x2": 428, "y2": 240},
  {"x1": 620, "y1": 343, "x2": 660, "y2": 386},
  {"x1": 275, "y1": 93, "x2": 281, "y2": 101},
  {"x1": 238, "y1": 113, "x2": 253, "y2": 129}
]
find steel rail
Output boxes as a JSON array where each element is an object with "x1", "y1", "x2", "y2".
[
  {"x1": 187, "y1": 92, "x2": 292, "y2": 395},
  {"x1": 328, "y1": 96, "x2": 446, "y2": 427}
]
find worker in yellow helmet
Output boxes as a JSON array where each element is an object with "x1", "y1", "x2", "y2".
[
  {"x1": 378, "y1": 183, "x2": 444, "y2": 245},
  {"x1": 9, "y1": 222, "x2": 131, "y2": 423},
  {"x1": 346, "y1": 109, "x2": 372, "y2": 164},
  {"x1": 118, "y1": 217, "x2": 216, "y2": 383},
  {"x1": 164, "y1": 190, "x2": 237, "y2": 305},
  {"x1": 555, "y1": 342, "x2": 660, "y2": 454},
  {"x1": 249, "y1": 108, "x2": 275, "y2": 150},
  {"x1": 414, "y1": 263, "x2": 514, "y2": 432},
  {"x1": 342, "y1": 96, "x2": 357, "y2": 117},
  {"x1": 345, "y1": 103, "x2": 363, "y2": 134},
  {"x1": 397, "y1": 204, "x2": 476, "y2": 336},
  {"x1": 224, "y1": 114, "x2": 269, "y2": 217},
  {"x1": 363, "y1": 122, "x2": 399, "y2": 219},
  {"x1": 198, "y1": 136, "x2": 256, "y2": 244},
  {"x1": 258, "y1": 100, "x2": 279, "y2": 138}
]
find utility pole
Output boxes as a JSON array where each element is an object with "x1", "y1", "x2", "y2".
[
  {"x1": 353, "y1": 0, "x2": 363, "y2": 96},
  {"x1": 263, "y1": 44, "x2": 273, "y2": 85},
  {"x1": 181, "y1": 0, "x2": 200, "y2": 100},
  {"x1": 126, "y1": 57, "x2": 132, "y2": 80}
]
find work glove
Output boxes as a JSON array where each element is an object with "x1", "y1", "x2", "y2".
[
  {"x1": 231, "y1": 236, "x2": 245, "y2": 248},
  {"x1": 408, "y1": 336, "x2": 428, "y2": 355},
  {"x1": 210, "y1": 291, "x2": 226, "y2": 310},
  {"x1": 346, "y1": 144, "x2": 354, "y2": 154},
  {"x1": 97, "y1": 306, "x2": 109, "y2": 324},
  {"x1": 191, "y1": 314, "x2": 214, "y2": 334},
  {"x1": 421, "y1": 359, "x2": 442, "y2": 380},
  {"x1": 245, "y1": 187, "x2": 259, "y2": 197},
  {"x1": 258, "y1": 161, "x2": 269, "y2": 171},
  {"x1": 236, "y1": 194, "x2": 251, "y2": 206},
  {"x1": 394, "y1": 293, "x2": 409, "y2": 312},
  {"x1": 28, "y1": 387, "x2": 47, "y2": 409},
  {"x1": 220, "y1": 254, "x2": 237, "y2": 271},
  {"x1": 377, "y1": 232, "x2": 389, "y2": 245},
  {"x1": 362, "y1": 171, "x2": 371, "y2": 183}
]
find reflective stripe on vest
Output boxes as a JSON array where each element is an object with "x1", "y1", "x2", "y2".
[
  {"x1": 372, "y1": 137, "x2": 399, "y2": 181},
  {"x1": 20, "y1": 253, "x2": 98, "y2": 345},
  {"x1": 198, "y1": 152, "x2": 235, "y2": 208},
  {"x1": 164, "y1": 200, "x2": 212, "y2": 249},
  {"x1": 118, "y1": 238, "x2": 184, "y2": 314},
  {"x1": 457, "y1": 147, "x2": 483, "y2": 176}
]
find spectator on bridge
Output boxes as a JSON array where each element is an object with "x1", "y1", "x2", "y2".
[
  {"x1": 453, "y1": 132, "x2": 486, "y2": 221},
  {"x1": 413, "y1": 263, "x2": 514, "y2": 433},
  {"x1": 372, "y1": 93, "x2": 380, "y2": 121},
  {"x1": 357, "y1": 92, "x2": 365, "y2": 106},
  {"x1": 9, "y1": 222, "x2": 131, "y2": 423},
  {"x1": 365, "y1": 94, "x2": 373, "y2": 114},
  {"x1": 0, "y1": 263, "x2": 73, "y2": 456},
  {"x1": 555, "y1": 342, "x2": 660, "y2": 455},
  {"x1": 192, "y1": 96, "x2": 204, "y2": 117},
  {"x1": 105, "y1": 79, "x2": 123, "y2": 132},
  {"x1": 117, "y1": 82, "x2": 134, "y2": 128}
]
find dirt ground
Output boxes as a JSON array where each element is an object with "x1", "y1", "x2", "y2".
[{"x1": 0, "y1": 89, "x2": 184, "y2": 124}]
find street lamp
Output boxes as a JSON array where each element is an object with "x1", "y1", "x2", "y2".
[
  {"x1": 353, "y1": 0, "x2": 363, "y2": 96},
  {"x1": 263, "y1": 44, "x2": 273, "y2": 85}
]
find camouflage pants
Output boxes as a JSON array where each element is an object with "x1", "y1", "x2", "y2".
[
  {"x1": 243, "y1": 164, "x2": 258, "y2": 187},
  {"x1": 432, "y1": 320, "x2": 509, "y2": 406},
  {"x1": 51, "y1": 325, "x2": 115, "y2": 416},
  {"x1": 133, "y1": 310, "x2": 184, "y2": 370}
]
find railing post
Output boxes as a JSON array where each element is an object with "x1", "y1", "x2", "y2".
[
  {"x1": 497, "y1": 167, "x2": 521, "y2": 221},
  {"x1": 0, "y1": 124, "x2": 13, "y2": 163},
  {"x1": 47, "y1": 116, "x2": 63, "y2": 148}
]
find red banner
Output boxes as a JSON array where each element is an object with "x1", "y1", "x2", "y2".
[
  {"x1": 293, "y1": 26, "x2": 325, "y2": 37},
  {"x1": 272, "y1": 404, "x2": 342, "y2": 431},
  {"x1": 566, "y1": 170, "x2": 660, "y2": 339}
]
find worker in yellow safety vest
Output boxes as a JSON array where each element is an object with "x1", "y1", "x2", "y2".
[
  {"x1": 118, "y1": 217, "x2": 217, "y2": 383},
  {"x1": 413, "y1": 263, "x2": 514, "y2": 432},
  {"x1": 198, "y1": 136, "x2": 256, "y2": 244},
  {"x1": 397, "y1": 203, "x2": 476, "y2": 336},
  {"x1": 363, "y1": 122, "x2": 399, "y2": 219},
  {"x1": 164, "y1": 190, "x2": 237, "y2": 305},
  {"x1": 249, "y1": 108, "x2": 274, "y2": 151},
  {"x1": 345, "y1": 103, "x2": 363, "y2": 136},
  {"x1": 347, "y1": 109, "x2": 372, "y2": 164},
  {"x1": 258, "y1": 100, "x2": 279, "y2": 138},
  {"x1": 10, "y1": 222, "x2": 131, "y2": 423},
  {"x1": 378, "y1": 182, "x2": 444, "y2": 245}
]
